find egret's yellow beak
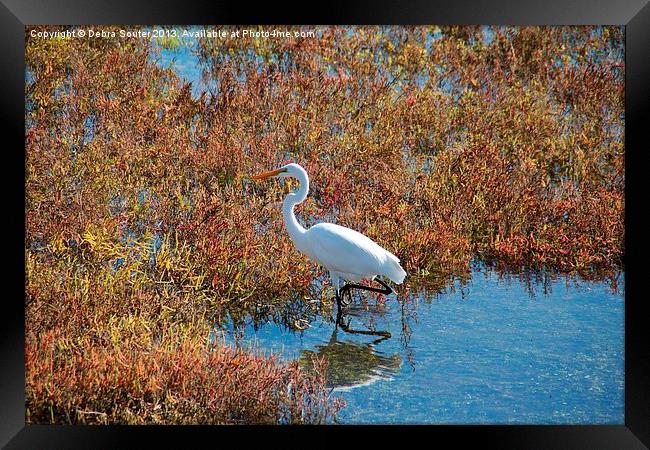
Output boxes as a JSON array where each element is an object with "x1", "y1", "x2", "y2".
[{"x1": 250, "y1": 167, "x2": 286, "y2": 180}]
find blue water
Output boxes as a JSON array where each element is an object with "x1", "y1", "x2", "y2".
[
  {"x1": 152, "y1": 29, "x2": 208, "y2": 98},
  {"x1": 217, "y1": 268, "x2": 624, "y2": 424}
]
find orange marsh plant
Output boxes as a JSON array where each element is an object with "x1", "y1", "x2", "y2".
[{"x1": 25, "y1": 25, "x2": 624, "y2": 424}]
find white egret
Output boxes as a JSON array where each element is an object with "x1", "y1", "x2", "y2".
[{"x1": 251, "y1": 163, "x2": 406, "y2": 309}]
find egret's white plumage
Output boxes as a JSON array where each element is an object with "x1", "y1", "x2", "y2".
[{"x1": 251, "y1": 163, "x2": 406, "y2": 295}]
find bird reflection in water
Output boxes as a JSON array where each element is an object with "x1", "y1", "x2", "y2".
[{"x1": 299, "y1": 305, "x2": 402, "y2": 390}]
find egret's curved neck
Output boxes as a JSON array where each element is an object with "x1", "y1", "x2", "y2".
[{"x1": 282, "y1": 169, "x2": 309, "y2": 244}]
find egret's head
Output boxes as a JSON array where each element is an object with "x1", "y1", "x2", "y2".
[{"x1": 251, "y1": 163, "x2": 305, "y2": 181}]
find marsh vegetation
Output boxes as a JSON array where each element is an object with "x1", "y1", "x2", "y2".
[{"x1": 25, "y1": 25, "x2": 624, "y2": 424}]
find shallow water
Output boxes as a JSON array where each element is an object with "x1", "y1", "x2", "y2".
[{"x1": 217, "y1": 267, "x2": 624, "y2": 424}]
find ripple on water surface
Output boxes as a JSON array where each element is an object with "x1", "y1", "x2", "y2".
[{"x1": 218, "y1": 267, "x2": 624, "y2": 424}]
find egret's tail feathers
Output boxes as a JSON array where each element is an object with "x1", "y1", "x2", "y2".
[{"x1": 384, "y1": 257, "x2": 407, "y2": 284}]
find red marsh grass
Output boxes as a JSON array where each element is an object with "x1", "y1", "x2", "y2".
[
  {"x1": 25, "y1": 25, "x2": 624, "y2": 423},
  {"x1": 26, "y1": 325, "x2": 343, "y2": 425}
]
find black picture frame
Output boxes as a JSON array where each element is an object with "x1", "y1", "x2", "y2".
[{"x1": 4, "y1": 0, "x2": 648, "y2": 448}]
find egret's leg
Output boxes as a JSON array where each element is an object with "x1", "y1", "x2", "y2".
[
  {"x1": 332, "y1": 274, "x2": 353, "y2": 310},
  {"x1": 330, "y1": 273, "x2": 340, "y2": 295},
  {"x1": 340, "y1": 277, "x2": 393, "y2": 297},
  {"x1": 331, "y1": 273, "x2": 342, "y2": 310}
]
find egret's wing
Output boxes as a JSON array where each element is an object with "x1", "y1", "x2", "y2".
[{"x1": 307, "y1": 223, "x2": 385, "y2": 277}]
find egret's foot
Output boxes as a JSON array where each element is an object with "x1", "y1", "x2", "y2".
[{"x1": 334, "y1": 308, "x2": 350, "y2": 329}]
